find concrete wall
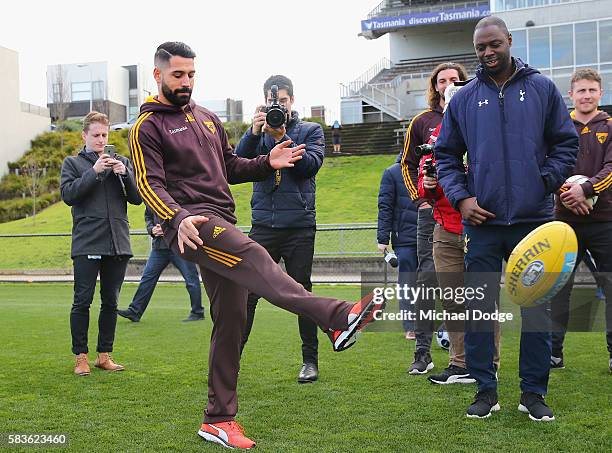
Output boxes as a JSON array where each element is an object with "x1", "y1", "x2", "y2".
[
  {"x1": 106, "y1": 63, "x2": 129, "y2": 107},
  {"x1": 340, "y1": 98, "x2": 364, "y2": 124},
  {"x1": 0, "y1": 47, "x2": 49, "y2": 176},
  {"x1": 388, "y1": 20, "x2": 478, "y2": 63}
]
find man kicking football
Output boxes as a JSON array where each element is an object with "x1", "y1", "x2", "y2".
[{"x1": 129, "y1": 41, "x2": 383, "y2": 449}]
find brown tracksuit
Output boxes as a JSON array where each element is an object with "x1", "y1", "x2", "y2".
[
  {"x1": 129, "y1": 97, "x2": 352, "y2": 423},
  {"x1": 399, "y1": 107, "x2": 443, "y2": 206},
  {"x1": 556, "y1": 110, "x2": 612, "y2": 223}
]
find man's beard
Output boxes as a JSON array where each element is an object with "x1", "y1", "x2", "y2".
[{"x1": 162, "y1": 80, "x2": 192, "y2": 107}]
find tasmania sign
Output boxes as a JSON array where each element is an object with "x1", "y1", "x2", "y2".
[{"x1": 361, "y1": 5, "x2": 490, "y2": 33}]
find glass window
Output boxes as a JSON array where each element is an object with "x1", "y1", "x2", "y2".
[
  {"x1": 600, "y1": 20, "x2": 612, "y2": 63},
  {"x1": 575, "y1": 22, "x2": 597, "y2": 65},
  {"x1": 512, "y1": 29, "x2": 528, "y2": 62},
  {"x1": 552, "y1": 68, "x2": 573, "y2": 107},
  {"x1": 71, "y1": 82, "x2": 91, "y2": 102},
  {"x1": 92, "y1": 81, "x2": 105, "y2": 100},
  {"x1": 529, "y1": 27, "x2": 550, "y2": 69},
  {"x1": 551, "y1": 25, "x2": 573, "y2": 67}
]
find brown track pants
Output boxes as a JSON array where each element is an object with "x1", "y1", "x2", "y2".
[{"x1": 172, "y1": 214, "x2": 353, "y2": 423}]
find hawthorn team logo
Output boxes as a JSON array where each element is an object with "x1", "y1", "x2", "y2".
[
  {"x1": 203, "y1": 121, "x2": 216, "y2": 134},
  {"x1": 596, "y1": 132, "x2": 608, "y2": 144},
  {"x1": 212, "y1": 226, "x2": 226, "y2": 239}
]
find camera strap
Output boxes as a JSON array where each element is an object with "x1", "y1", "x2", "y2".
[{"x1": 270, "y1": 121, "x2": 304, "y2": 192}]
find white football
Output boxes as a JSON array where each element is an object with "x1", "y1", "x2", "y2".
[
  {"x1": 562, "y1": 175, "x2": 598, "y2": 208},
  {"x1": 436, "y1": 326, "x2": 450, "y2": 350}
]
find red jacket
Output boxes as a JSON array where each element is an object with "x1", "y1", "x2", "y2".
[{"x1": 417, "y1": 124, "x2": 463, "y2": 235}]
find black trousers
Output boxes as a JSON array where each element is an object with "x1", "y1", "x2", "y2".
[
  {"x1": 240, "y1": 225, "x2": 318, "y2": 364},
  {"x1": 70, "y1": 255, "x2": 129, "y2": 355},
  {"x1": 551, "y1": 221, "x2": 612, "y2": 357}
]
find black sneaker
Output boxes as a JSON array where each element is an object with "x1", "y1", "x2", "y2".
[
  {"x1": 408, "y1": 350, "x2": 434, "y2": 375},
  {"x1": 297, "y1": 363, "x2": 319, "y2": 384},
  {"x1": 182, "y1": 312, "x2": 205, "y2": 322},
  {"x1": 429, "y1": 365, "x2": 476, "y2": 385},
  {"x1": 117, "y1": 309, "x2": 140, "y2": 322},
  {"x1": 609, "y1": 358, "x2": 612, "y2": 373},
  {"x1": 466, "y1": 389, "x2": 500, "y2": 418},
  {"x1": 550, "y1": 354, "x2": 565, "y2": 369},
  {"x1": 518, "y1": 392, "x2": 555, "y2": 422}
]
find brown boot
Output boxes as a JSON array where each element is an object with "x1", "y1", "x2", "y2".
[
  {"x1": 74, "y1": 353, "x2": 90, "y2": 376},
  {"x1": 94, "y1": 352, "x2": 125, "y2": 372}
]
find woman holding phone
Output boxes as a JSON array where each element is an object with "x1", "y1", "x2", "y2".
[{"x1": 60, "y1": 111, "x2": 141, "y2": 376}]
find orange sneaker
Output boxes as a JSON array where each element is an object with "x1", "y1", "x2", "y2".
[
  {"x1": 328, "y1": 293, "x2": 385, "y2": 352},
  {"x1": 198, "y1": 421, "x2": 255, "y2": 449}
]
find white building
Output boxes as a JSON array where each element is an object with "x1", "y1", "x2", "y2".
[
  {"x1": 342, "y1": 0, "x2": 612, "y2": 123},
  {"x1": 47, "y1": 61, "x2": 152, "y2": 124},
  {"x1": 0, "y1": 46, "x2": 50, "y2": 176}
]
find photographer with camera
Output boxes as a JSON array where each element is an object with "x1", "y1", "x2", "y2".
[
  {"x1": 400, "y1": 63, "x2": 467, "y2": 375},
  {"x1": 236, "y1": 75, "x2": 325, "y2": 384}
]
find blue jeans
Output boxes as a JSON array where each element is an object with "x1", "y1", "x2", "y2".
[
  {"x1": 395, "y1": 245, "x2": 418, "y2": 332},
  {"x1": 128, "y1": 248, "x2": 203, "y2": 319},
  {"x1": 415, "y1": 207, "x2": 438, "y2": 351},
  {"x1": 464, "y1": 223, "x2": 551, "y2": 395}
]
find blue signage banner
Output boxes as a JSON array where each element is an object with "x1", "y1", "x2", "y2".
[{"x1": 361, "y1": 5, "x2": 491, "y2": 33}]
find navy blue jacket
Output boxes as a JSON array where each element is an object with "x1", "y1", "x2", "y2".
[
  {"x1": 435, "y1": 58, "x2": 578, "y2": 225},
  {"x1": 377, "y1": 162, "x2": 418, "y2": 247},
  {"x1": 235, "y1": 112, "x2": 324, "y2": 228}
]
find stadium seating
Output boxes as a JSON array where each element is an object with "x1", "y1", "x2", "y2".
[
  {"x1": 371, "y1": 52, "x2": 479, "y2": 85},
  {"x1": 324, "y1": 120, "x2": 408, "y2": 155}
]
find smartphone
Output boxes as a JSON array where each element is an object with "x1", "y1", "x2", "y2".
[{"x1": 104, "y1": 144, "x2": 116, "y2": 158}]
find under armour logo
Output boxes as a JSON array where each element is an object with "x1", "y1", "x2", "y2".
[
  {"x1": 519, "y1": 90, "x2": 525, "y2": 102},
  {"x1": 478, "y1": 99, "x2": 489, "y2": 107}
]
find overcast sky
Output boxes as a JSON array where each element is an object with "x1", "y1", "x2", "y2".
[{"x1": 0, "y1": 0, "x2": 389, "y2": 123}]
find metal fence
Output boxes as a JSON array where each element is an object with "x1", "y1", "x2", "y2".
[{"x1": 0, "y1": 223, "x2": 379, "y2": 268}]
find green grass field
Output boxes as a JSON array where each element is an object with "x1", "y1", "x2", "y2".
[
  {"x1": 0, "y1": 155, "x2": 393, "y2": 270},
  {"x1": 1, "y1": 283, "x2": 610, "y2": 452}
]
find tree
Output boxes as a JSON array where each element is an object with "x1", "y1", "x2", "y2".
[
  {"x1": 21, "y1": 158, "x2": 47, "y2": 225},
  {"x1": 50, "y1": 65, "x2": 70, "y2": 124},
  {"x1": 49, "y1": 65, "x2": 71, "y2": 151}
]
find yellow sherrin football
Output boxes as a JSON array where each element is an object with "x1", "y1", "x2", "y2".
[{"x1": 505, "y1": 221, "x2": 578, "y2": 307}]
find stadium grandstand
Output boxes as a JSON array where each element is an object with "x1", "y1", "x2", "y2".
[{"x1": 341, "y1": 0, "x2": 612, "y2": 129}]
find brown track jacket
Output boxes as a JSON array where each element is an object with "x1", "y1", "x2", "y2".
[
  {"x1": 556, "y1": 110, "x2": 612, "y2": 223},
  {"x1": 399, "y1": 107, "x2": 443, "y2": 207},
  {"x1": 129, "y1": 96, "x2": 273, "y2": 242}
]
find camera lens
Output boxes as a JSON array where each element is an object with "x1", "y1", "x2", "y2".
[{"x1": 266, "y1": 108, "x2": 286, "y2": 128}]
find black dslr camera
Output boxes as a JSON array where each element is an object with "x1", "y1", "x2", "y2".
[
  {"x1": 422, "y1": 158, "x2": 436, "y2": 178},
  {"x1": 414, "y1": 143, "x2": 434, "y2": 157},
  {"x1": 415, "y1": 143, "x2": 436, "y2": 177},
  {"x1": 265, "y1": 85, "x2": 289, "y2": 128}
]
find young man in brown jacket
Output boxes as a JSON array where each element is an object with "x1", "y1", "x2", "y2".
[
  {"x1": 399, "y1": 63, "x2": 467, "y2": 374},
  {"x1": 129, "y1": 41, "x2": 383, "y2": 450},
  {"x1": 551, "y1": 68, "x2": 612, "y2": 373}
]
